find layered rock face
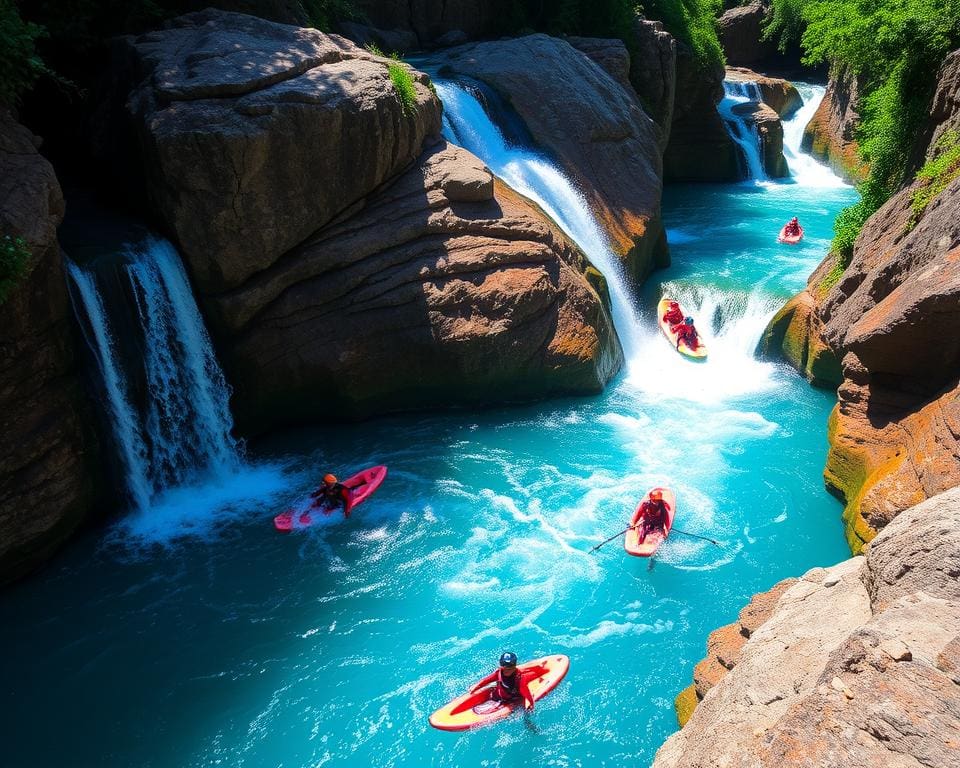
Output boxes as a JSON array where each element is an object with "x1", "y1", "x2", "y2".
[
  {"x1": 0, "y1": 111, "x2": 98, "y2": 583},
  {"x1": 802, "y1": 67, "x2": 867, "y2": 182},
  {"x1": 718, "y1": 1, "x2": 776, "y2": 66},
  {"x1": 626, "y1": 18, "x2": 678, "y2": 140},
  {"x1": 726, "y1": 67, "x2": 802, "y2": 118},
  {"x1": 433, "y1": 34, "x2": 668, "y2": 283},
  {"x1": 122, "y1": 12, "x2": 622, "y2": 432},
  {"x1": 665, "y1": 45, "x2": 741, "y2": 182},
  {"x1": 656, "y1": 487, "x2": 960, "y2": 768},
  {"x1": 732, "y1": 100, "x2": 788, "y2": 178}
]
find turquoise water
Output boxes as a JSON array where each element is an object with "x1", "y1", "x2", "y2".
[{"x1": 2, "y1": 88, "x2": 858, "y2": 767}]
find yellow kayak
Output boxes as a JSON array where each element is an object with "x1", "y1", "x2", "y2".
[
  {"x1": 658, "y1": 298, "x2": 708, "y2": 360},
  {"x1": 428, "y1": 655, "x2": 569, "y2": 731}
]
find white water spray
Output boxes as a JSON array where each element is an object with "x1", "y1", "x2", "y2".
[
  {"x1": 782, "y1": 83, "x2": 851, "y2": 188},
  {"x1": 68, "y1": 236, "x2": 240, "y2": 511},
  {"x1": 719, "y1": 80, "x2": 768, "y2": 182}
]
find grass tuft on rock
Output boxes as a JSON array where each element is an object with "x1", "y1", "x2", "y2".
[
  {"x1": 0, "y1": 233, "x2": 31, "y2": 304},
  {"x1": 388, "y1": 59, "x2": 417, "y2": 115},
  {"x1": 909, "y1": 130, "x2": 960, "y2": 227}
]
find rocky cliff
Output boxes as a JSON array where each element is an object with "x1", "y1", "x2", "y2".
[
  {"x1": 718, "y1": 1, "x2": 776, "y2": 67},
  {"x1": 802, "y1": 67, "x2": 867, "y2": 182},
  {"x1": 432, "y1": 34, "x2": 668, "y2": 284},
  {"x1": 0, "y1": 111, "x2": 99, "y2": 583},
  {"x1": 762, "y1": 50, "x2": 960, "y2": 551},
  {"x1": 657, "y1": 487, "x2": 960, "y2": 768},
  {"x1": 120, "y1": 11, "x2": 622, "y2": 433}
]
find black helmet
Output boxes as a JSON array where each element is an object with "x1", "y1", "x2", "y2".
[{"x1": 499, "y1": 651, "x2": 518, "y2": 668}]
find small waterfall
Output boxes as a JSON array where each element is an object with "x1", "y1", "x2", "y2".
[
  {"x1": 67, "y1": 236, "x2": 240, "y2": 511},
  {"x1": 433, "y1": 78, "x2": 644, "y2": 362},
  {"x1": 720, "y1": 80, "x2": 768, "y2": 181},
  {"x1": 782, "y1": 82, "x2": 851, "y2": 188}
]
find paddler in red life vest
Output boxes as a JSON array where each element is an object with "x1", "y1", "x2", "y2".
[
  {"x1": 310, "y1": 473, "x2": 350, "y2": 517},
  {"x1": 784, "y1": 217, "x2": 801, "y2": 237},
  {"x1": 671, "y1": 316, "x2": 700, "y2": 351},
  {"x1": 662, "y1": 300, "x2": 684, "y2": 326},
  {"x1": 469, "y1": 652, "x2": 535, "y2": 711},
  {"x1": 631, "y1": 489, "x2": 670, "y2": 544}
]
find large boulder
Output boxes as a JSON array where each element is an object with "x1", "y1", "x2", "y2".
[
  {"x1": 210, "y1": 142, "x2": 623, "y2": 432},
  {"x1": 655, "y1": 487, "x2": 960, "y2": 768},
  {"x1": 802, "y1": 67, "x2": 867, "y2": 182},
  {"x1": 123, "y1": 9, "x2": 442, "y2": 293},
  {"x1": 718, "y1": 1, "x2": 776, "y2": 66},
  {"x1": 435, "y1": 34, "x2": 668, "y2": 284},
  {"x1": 627, "y1": 18, "x2": 677, "y2": 140},
  {"x1": 665, "y1": 42, "x2": 741, "y2": 182},
  {"x1": 732, "y1": 100, "x2": 788, "y2": 177},
  {"x1": 726, "y1": 67, "x2": 803, "y2": 118},
  {"x1": 0, "y1": 110, "x2": 99, "y2": 583},
  {"x1": 121, "y1": 12, "x2": 622, "y2": 431}
]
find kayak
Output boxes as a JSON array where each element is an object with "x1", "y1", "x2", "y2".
[
  {"x1": 274, "y1": 465, "x2": 388, "y2": 532},
  {"x1": 625, "y1": 487, "x2": 676, "y2": 557},
  {"x1": 429, "y1": 655, "x2": 569, "y2": 731},
  {"x1": 777, "y1": 225, "x2": 804, "y2": 244},
  {"x1": 657, "y1": 298, "x2": 708, "y2": 360}
]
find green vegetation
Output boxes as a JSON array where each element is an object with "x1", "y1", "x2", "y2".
[
  {"x1": 0, "y1": 233, "x2": 31, "y2": 304},
  {"x1": 300, "y1": 0, "x2": 361, "y2": 32},
  {"x1": 910, "y1": 130, "x2": 960, "y2": 226},
  {"x1": 0, "y1": 0, "x2": 49, "y2": 105},
  {"x1": 388, "y1": 59, "x2": 417, "y2": 115},
  {"x1": 501, "y1": 0, "x2": 724, "y2": 71},
  {"x1": 766, "y1": 0, "x2": 960, "y2": 265}
]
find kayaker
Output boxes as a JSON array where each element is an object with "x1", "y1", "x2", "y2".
[
  {"x1": 310, "y1": 473, "x2": 350, "y2": 516},
  {"x1": 671, "y1": 317, "x2": 700, "y2": 351},
  {"x1": 631, "y1": 489, "x2": 670, "y2": 543},
  {"x1": 662, "y1": 300, "x2": 684, "y2": 325},
  {"x1": 469, "y1": 651, "x2": 535, "y2": 711},
  {"x1": 784, "y1": 217, "x2": 801, "y2": 237}
]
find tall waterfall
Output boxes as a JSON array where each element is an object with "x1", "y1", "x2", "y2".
[
  {"x1": 719, "y1": 80, "x2": 768, "y2": 181},
  {"x1": 782, "y1": 82, "x2": 851, "y2": 188},
  {"x1": 433, "y1": 79, "x2": 644, "y2": 361},
  {"x1": 67, "y1": 236, "x2": 240, "y2": 511}
]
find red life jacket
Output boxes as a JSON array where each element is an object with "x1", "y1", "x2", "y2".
[
  {"x1": 672, "y1": 323, "x2": 698, "y2": 347},
  {"x1": 663, "y1": 307, "x2": 684, "y2": 325},
  {"x1": 640, "y1": 499, "x2": 668, "y2": 526}
]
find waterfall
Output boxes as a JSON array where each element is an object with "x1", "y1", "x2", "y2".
[
  {"x1": 782, "y1": 82, "x2": 851, "y2": 188},
  {"x1": 719, "y1": 80, "x2": 768, "y2": 182},
  {"x1": 432, "y1": 78, "x2": 644, "y2": 362},
  {"x1": 67, "y1": 236, "x2": 240, "y2": 511}
]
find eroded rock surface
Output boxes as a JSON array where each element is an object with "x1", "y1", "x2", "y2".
[
  {"x1": 124, "y1": 9, "x2": 442, "y2": 293},
  {"x1": 726, "y1": 67, "x2": 802, "y2": 118},
  {"x1": 0, "y1": 110, "x2": 98, "y2": 583},
  {"x1": 802, "y1": 67, "x2": 866, "y2": 182},
  {"x1": 434, "y1": 34, "x2": 668, "y2": 283},
  {"x1": 656, "y1": 487, "x2": 960, "y2": 768},
  {"x1": 213, "y1": 143, "x2": 623, "y2": 432},
  {"x1": 732, "y1": 100, "x2": 788, "y2": 177}
]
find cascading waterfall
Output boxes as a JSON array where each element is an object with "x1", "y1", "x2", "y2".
[
  {"x1": 782, "y1": 82, "x2": 851, "y2": 188},
  {"x1": 67, "y1": 236, "x2": 240, "y2": 511},
  {"x1": 433, "y1": 79, "x2": 644, "y2": 361},
  {"x1": 719, "y1": 80, "x2": 768, "y2": 182}
]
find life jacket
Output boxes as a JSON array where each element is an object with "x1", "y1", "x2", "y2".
[
  {"x1": 663, "y1": 307, "x2": 684, "y2": 325},
  {"x1": 496, "y1": 669, "x2": 522, "y2": 700},
  {"x1": 673, "y1": 323, "x2": 698, "y2": 346},
  {"x1": 641, "y1": 499, "x2": 668, "y2": 526}
]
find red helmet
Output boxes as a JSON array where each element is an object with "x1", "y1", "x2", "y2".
[
  {"x1": 669, "y1": 301, "x2": 679, "y2": 309},
  {"x1": 323, "y1": 473, "x2": 337, "y2": 484}
]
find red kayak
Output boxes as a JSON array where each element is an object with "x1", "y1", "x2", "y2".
[
  {"x1": 624, "y1": 487, "x2": 676, "y2": 557},
  {"x1": 274, "y1": 465, "x2": 388, "y2": 532},
  {"x1": 777, "y1": 224, "x2": 804, "y2": 244}
]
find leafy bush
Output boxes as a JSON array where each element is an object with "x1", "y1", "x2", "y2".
[
  {"x1": 388, "y1": 59, "x2": 417, "y2": 115},
  {"x1": 767, "y1": 0, "x2": 960, "y2": 262},
  {"x1": 0, "y1": 233, "x2": 31, "y2": 304},
  {"x1": 910, "y1": 129, "x2": 960, "y2": 225},
  {"x1": 0, "y1": 0, "x2": 49, "y2": 105},
  {"x1": 641, "y1": 0, "x2": 725, "y2": 71}
]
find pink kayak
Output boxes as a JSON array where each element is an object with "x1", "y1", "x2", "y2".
[
  {"x1": 624, "y1": 487, "x2": 676, "y2": 557},
  {"x1": 777, "y1": 224, "x2": 804, "y2": 244},
  {"x1": 274, "y1": 465, "x2": 388, "y2": 532}
]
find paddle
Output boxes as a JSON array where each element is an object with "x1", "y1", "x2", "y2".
[
  {"x1": 588, "y1": 525, "x2": 635, "y2": 553},
  {"x1": 671, "y1": 527, "x2": 722, "y2": 547}
]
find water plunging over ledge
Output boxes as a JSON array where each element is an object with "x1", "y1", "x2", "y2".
[{"x1": 2, "y1": 81, "x2": 858, "y2": 768}]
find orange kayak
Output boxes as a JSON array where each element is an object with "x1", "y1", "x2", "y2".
[
  {"x1": 428, "y1": 655, "x2": 569, "y2": 731},
  {"x1": 657, "y1": 298, "x2": 707, "y2": 360},
  {"x1": 625, "y1": 487, "x2": 676, "y2": 557}
]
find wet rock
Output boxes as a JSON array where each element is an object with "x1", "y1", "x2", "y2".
[
  {"x1": 802, "y1": 67, "x2": 867, "y2": 182},
  {"x1": 0, "y1": 110, "x2": 99, "y2": 583},
  {"x1": 732, "y1": 101, "x2": 788, "y2": 177},
  {"x1": 726, "y1": 67, "x2": 803, "y2": 118},
  {"x1": 211, "y1": 143, "x2": 623, "y2": 433},
  {"x1": 434, "y1": 34, "x2": 668, "y2": 283}
]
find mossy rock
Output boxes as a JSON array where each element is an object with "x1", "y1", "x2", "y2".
[{"x1": 674, "y1": 683, "x2": 699, "y2": 727}]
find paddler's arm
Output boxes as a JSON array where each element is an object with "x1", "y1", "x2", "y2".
[
  {"x1": 469, "y1": 670, "x2": 498, "y2": 694},
  {"x1": 518, "y1": 674, "x2": 535, "y2": 711}
]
